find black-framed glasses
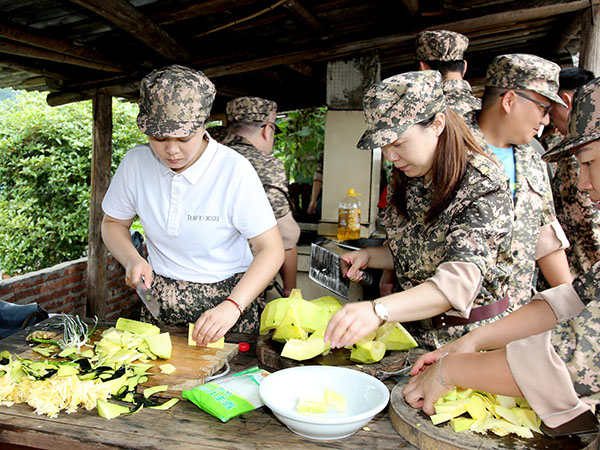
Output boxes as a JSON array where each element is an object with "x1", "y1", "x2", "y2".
[{"x1": 503, "y1": 91, "x2": 552, "y2": 116}]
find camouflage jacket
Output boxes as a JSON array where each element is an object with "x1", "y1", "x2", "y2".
[
  {"x1": 384, "y1": 152, "x2": 513, "y2": 348},
  {"x1": 552, "y1": 155, "x2": 600, "y2": 279},
  {"x1": 551, "y1": 261, "x2": 600, "y2": 397},
  {"x1": 468, "y1": 114, "x2": 560, "y2": 308},
  {"x1": 223, "y1": 135, "x2": 291, "y2": 219},
  {"x1": 442, "y1": 79, "x2": 481, "y2": 118}
]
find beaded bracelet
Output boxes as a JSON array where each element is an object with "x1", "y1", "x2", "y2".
[
  {"x1": 437, "y1": 352, "x2": 455, "y2": 389},
  {"x1": 224, "y1": 298, "x2": 243, "y2": 316}
]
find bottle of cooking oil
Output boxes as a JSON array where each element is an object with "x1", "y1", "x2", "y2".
[
  {"x1": 337, "y1": 188, "x2": 360, "y2": 241},
  {"x1": 337, "y1": 194, "x2": 349, "y2": 241}
]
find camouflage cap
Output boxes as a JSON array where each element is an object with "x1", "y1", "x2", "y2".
[
  {"x1": 416, "y1": 30, "x2": 469, "y2": 62},
  {"x1": 357, "y1": 71, "x2": 446, "y2": 151},
  {"x1": 543, "y1": 77, "x2": 600, "y2": 162},
  {"x1": 225, "y1": 96, "x2": 281, "y2": 133},
  {"x1": 137, "y1": 64, "x2": 216, "y2": 137},
  {"x1": 486, "y1": 54, "x2": 566, "y2": 107}
]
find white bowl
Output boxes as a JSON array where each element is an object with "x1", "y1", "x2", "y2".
[{"x1": 259, "y1": 365, "x2": 390, "y2": 440}]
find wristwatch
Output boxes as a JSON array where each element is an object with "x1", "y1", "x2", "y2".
[{"x1": 372, "y1": 299, "x2": 389, "y2": 323}]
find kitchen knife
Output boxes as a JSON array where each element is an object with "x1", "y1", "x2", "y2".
[{"x1": 136, "y1": 277, "x2": 160, "y2": 319}]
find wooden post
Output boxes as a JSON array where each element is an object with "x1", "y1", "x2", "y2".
[
  {"x1": 580, "y1": 4, "x2": 600, "y2": 73},
  {"x1": 87, "y1": 94, "x2": 112, "y2": 319}
]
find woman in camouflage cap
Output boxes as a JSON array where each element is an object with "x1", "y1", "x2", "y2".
[
  {"x1": 324, "y1": 71, "x2": 514, "y2": 350},
  {"x1": 102, "y1": 65, "x2": 284, "y2": 344},
  {"x1": 404, "y1": 77, "x2": 600, "y2": 430}
]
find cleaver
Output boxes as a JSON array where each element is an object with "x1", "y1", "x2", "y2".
[
  {"x1": 309, "y1": 243, "x2": 375, "y2": 299},
  {"x1": 136, "y1": 277, "x2": 160, "y2": 319}
]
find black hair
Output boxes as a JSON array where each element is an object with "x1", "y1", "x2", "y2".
[
  {"x1": 481, "y1": 86, "x2": 509, "y2": 110},
  {"x1": 559, "y1": 67, "x2": 595, "y2": 92},
  {"x1": 422, "y1": 60, "x2": 465, "y2": 77}
]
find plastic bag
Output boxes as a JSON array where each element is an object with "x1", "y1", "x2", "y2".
[{"x1": 182, "y1": 366, "x2": 270, "y2": 422}]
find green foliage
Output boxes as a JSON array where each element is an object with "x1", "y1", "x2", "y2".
[
  {"x1": 0, "y1": 91, "x2": 146, "y2": 275},
  {"x1": 274, "y1": 107, "x2": 326, "y2": 183}
]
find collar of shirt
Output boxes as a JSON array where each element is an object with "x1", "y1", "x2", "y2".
[{"x1": 153, "y1": 133, "x2": 218, "y2": 184}]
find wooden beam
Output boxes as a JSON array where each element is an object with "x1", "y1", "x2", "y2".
[
  {"x1": 198, "y1": 0, "x2": 595, "y2": 77},
  {"x1": 287, "y1": 62, "x2": 313, "y2": 77},
  {"x1": 193, "y1": 0, "x2": 288, "y2": 39},
  {"x1": 283, "y1": 0, "x2": 323, "y2": 32},
  {"x1": 150, "y1": 0, "x2": 257, "y2": 25},
  {"x1": 68, "y1": 0, "x2": 192, "y2": 61},
  {"x1": 0, "y1": 56, "x2": 72, "y2": 80},
  {"x1": 43, "y1": 0, "x2": 595, "y2": 103},
  {"x1": 46, "y1": 82, "x2": 139, "y2": 106},
  {"x1": 0, "y1": 20, "x2": 125, "y2": 72},
  {"x1": 401, "y1": 0, "x2": 420, "y2": 15},
  {"x1": 87, "y1": 93, "x2": 112, "y2": 319},
  {"x1": 580, "y1": 4, "x2": 600, "y2": 73},
  {"x1": 0, "y1": 39, "x2": 123, "y2": 72}
]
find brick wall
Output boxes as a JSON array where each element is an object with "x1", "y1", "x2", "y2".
[{"x1": 0, "y1": 255, "x2": 140, "y2": 320}]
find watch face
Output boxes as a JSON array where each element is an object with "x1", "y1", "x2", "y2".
[{"x1": 375, "y1": 302, "x2": 388, "y2": 321}]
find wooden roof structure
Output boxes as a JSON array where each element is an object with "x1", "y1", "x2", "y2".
[
  {"x1": 0, "y1": 0, "x2": 596, "y2": 114},
  {"x1": 2, "y1": 0, "x2": 599, "y2": 319}
]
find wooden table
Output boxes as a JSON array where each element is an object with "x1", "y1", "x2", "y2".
[{"x1": 0, "y1": 320, "x2": 415, "y2": 450}]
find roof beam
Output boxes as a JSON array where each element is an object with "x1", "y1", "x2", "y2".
[
  {"x1": 283, "y1": 0, "x2": 323, "y2": 32},
  {"x1": 0, "y1": 39, "x2": 123, "y2": 72},
  {"x1": 150, "y1": 0, "x2": 257, "y2": 26},
  {"x1": 67, "y1": 0, "x2": 192, "y2": 61},
  {"x1": 199, "y1": 0, "x2": 595, "y2": 77},
  {"x1": 0, "y1": 19, "x2": 125, "y2": 72}
]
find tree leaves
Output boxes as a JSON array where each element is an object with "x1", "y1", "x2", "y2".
[{"x1": 0, "y1": 92, "x2": 146, "y2": 275}]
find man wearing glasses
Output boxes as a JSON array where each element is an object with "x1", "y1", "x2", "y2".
[
  {"x1": 467, "y1": 54, "x2": 572, "y2": 309},
  {"x1": 223, "y1": 97, "x2": 300, "y2": 297}
]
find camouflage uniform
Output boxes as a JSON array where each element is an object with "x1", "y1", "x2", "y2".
[
  {"x1": 133, "y1": 65, "x2": 264, "y2": 331},
  {"x1": 141, "y1": 273, "x2": 261, "y2": 334},
  {"x1": 507, "y1": 79, "x2": 600, "y2": 426},
  {"x1": 468, "y1": 54, "x2": 569, "y2": 309},
  {"x1": 442, "y1": 79, "x2": 481, "y2": 118},
  {"x1": 550, "y1": 156, "x2": 600, "y2": 280},
  {"x1": 223, "y1": 97, "x2": 291, "y2": 219},
  {"x1": 539, "y1": 131, "x2": 600, "y2": 289},
  {"x1": 544, "y1": 77, "x2": 600, "y2": 400},
  {"x1": 358, "y1": 71, "x2": 513, "y2": 349},
  {"x1": 416, "y1": 30, "x2": 480, "y2": 118}
]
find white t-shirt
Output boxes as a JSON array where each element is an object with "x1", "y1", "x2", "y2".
[{"x1": 102, "y1": 136, "x2": 277, "y2": 283}]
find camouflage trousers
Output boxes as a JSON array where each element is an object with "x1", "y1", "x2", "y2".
[
  {"x1": 140, "y1": 272, "x2": 262, "y2": 334},
  {"x1": 551, "y1": 300, "x2": 600, "y2": 401}
]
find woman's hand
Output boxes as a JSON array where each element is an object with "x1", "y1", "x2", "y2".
[
  {"x1": 324, "y1": 301, "x2": 381, "y2": 348},
  {"x1": 192, "y1": 301, "x2": 240, "y2": 346},
  {"x1": 341, "y1": 250, "x2": 370, "y2": 282},
  {"x1": 125, "y1": 258, "x2": 153, "y2": 289},
  {"x1": 403, "y1": 361, "x2": 451, "y2": 416},
  {"x1": 410, "y1": 333, "x2": 478, "y2": 375}
]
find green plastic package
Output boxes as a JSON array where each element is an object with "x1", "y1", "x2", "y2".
[{"x1": 182, "y1": 366, "x2": 270, "y2": 422}]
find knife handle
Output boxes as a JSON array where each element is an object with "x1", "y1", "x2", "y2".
[{"x1": 359, "y1": 271, "x2": 374, "y2": 287}]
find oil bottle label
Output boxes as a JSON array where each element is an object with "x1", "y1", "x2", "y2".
[{"x1": 347, "y1": 209, "x2": 360, "y2": 231}]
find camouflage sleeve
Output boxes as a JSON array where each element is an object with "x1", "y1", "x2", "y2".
[
  {"x1": 265, "y1": 187, "x2": 291, "y2": 219},
  {"x1": 572, "y1": 260, "x2": 600, "y2": 306},
  {"x1": 531, "y1": 283, "x2": 585, "y2": 322},
  {"x1": 539, "y1": 157, "x2": 558, "y2": 227},
  {"x1": 444, "y1": 187, "x2": 513, "y2": 277}
]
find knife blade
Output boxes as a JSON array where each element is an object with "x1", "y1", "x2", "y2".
[
  {"x1": 135, "y1": 276, "x2": 160, "y2": 319},
  {"x1": 309, "y1": 243, "x2": 350, "y2": 299}
]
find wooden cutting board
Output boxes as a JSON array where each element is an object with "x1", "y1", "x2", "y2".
[
  {"x1": 20, "y1": 328, "x2": 238, "y2": 398},
  {"x1": 139, "y1": 332, "x2": 238, "y2": 397},
  {"x1": 389, "y1": 381, "x2": 599, "y2": 450},
  {"x1": 256, "y1": 333, "x2": 426, "y2": 380}
]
